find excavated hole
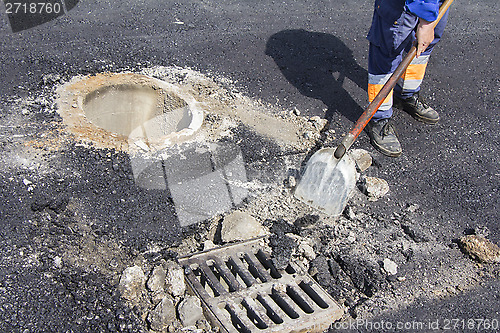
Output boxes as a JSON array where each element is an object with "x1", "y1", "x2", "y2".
[
  {"x1": 57, "y1": 73, "x2": 203, "y2": 151},
  {"x1": 82, "y1": 84, "x2": 190, "y2": 139}
]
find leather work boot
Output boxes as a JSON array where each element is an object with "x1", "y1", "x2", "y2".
[
  {"x1": 365, "y1": 118, "x2": 402, "y2": 157},
  {"x1": 393, "y1": 92, "x2": 440, "y2": 124}
]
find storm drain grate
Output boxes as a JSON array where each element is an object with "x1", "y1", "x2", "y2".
[{"x1": 179, "y1": 237, "x2": 343, "y2": 333}]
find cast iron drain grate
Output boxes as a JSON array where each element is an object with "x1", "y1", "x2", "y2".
[{"x1": 179, "y1": 238, "x2": 343, "y2": 333}]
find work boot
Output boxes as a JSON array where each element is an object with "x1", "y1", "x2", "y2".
[
  {"x1": 393, "y1": 92, "x2": 440, "y2": 124},
  {"x1": 365, "y1": 118, "x2": 402, "y2": 157}
]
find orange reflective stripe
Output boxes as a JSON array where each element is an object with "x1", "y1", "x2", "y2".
[
  {"x1": 401, "y1": 63, "x2": 428, "y2": 82},
  {"x1": 368, "y1": 83, "x2": 393, "y2": 105}
]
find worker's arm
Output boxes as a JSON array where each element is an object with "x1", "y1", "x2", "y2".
[{"x1": 405, "y1": 0, "x2": 440, "y2": 57}]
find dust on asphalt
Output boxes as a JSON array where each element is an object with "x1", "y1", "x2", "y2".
[
  {"x1": 0, "y1": 65, "x2": 498, "y2": 332},
  {"x1": 0, "y1": 0, "x2": 499, "y2": 332}
]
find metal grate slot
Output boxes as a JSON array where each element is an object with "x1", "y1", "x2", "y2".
[
  {"x1": 207, "y1": 259, "x2": 236, "y2": 293},
  {"x1": 227, "y1": 255, "x2": 256, "y2": 287},
  {"x1": 200, "y1": 261, "x2": 228, "y2": 296},
  {"x1": 286, "y1": 285, "x2": 315, "y2": 314},
  {"x1": 180, "y1": 238, "x2": 343, "y2": 333},
  {"x1": 269, "y1": 290, "x2": 300, "y2": 319},
  {"x1": 255, "y1": 294, "x2": 284, "y2": 324},
  {"x1": 284, "y1": 264, "x2": 296, "y2": 275},
  {"x1": 255, "y1": 249, "x2": 282, "y2": 279},
  {"x1": 225, "y1": 303, "x2": 252, "y2": 333},
  {"x1": 241, "y1": 298, "x2": 269, "y2": 330},
  {"x1": 299, "y1": 281, "x2": 329, "y2": 309},
  {"x1": 211, "y1": 256, "x2": 242, "y2": 292},
  {"x1": 192, "y1": 265, "x2": 219, "y2": 297},
  {"x1": 242, "y1": 252, "x2": 272, "y2": 283}
]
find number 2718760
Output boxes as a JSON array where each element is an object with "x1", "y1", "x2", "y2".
[
  {"x1": 5, "y1": 2, "x2": 62, "y2": 14},
  {"x1": 443, "y1": 318, "x2": 499, "y2": 330}
]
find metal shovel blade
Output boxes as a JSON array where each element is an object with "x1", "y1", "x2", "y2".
[{"x1": 294, "y1": 148, "x2": 357, "y2": 217}]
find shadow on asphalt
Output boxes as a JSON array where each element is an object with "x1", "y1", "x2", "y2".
[{"x1": 265, "y1": 29, "x2": 367, "y2": 123}]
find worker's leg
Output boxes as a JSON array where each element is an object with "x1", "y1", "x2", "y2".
[
  {"x1": 394, "y1": 9, "x2": 449, "y2": 124},
  {"x1": 367, "y1": 43, "x2": 403, "y2": 122},
  {"x1": 365, "y1": 6, "x2": 417, "y2": 157},
  {"x1": 366, "y1": 42, "x2": 405, "y2": 157},
  {"x1": 395, "y1": 9, "x2": 449, "y2": 98}
]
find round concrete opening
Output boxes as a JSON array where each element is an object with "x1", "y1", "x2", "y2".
[{"x1": 57, "y1": 73, "x2": 204, "y2": 151}]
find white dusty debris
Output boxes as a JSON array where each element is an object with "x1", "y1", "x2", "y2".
[
  {"x1": 118, "y1": 265, "x2": 146, "y2": 302},
  {"x1": 147, "y1": 265, "x2": 167, "y2": 292},
  {"x1": 165, "y1": 261, "x2": 186, "y2": 297},
  {"x1": 220, "y1": 211, "x2": 268, "y2": 243},
  {"x1": 178, "y1": 295, "x2": 204, "y2": 327},
  {"x1": 202, "y1": 240, "x2": 216, "y2": 251},
  {"x1": 309, "y1": 116, "x2": 329, "y2": 131},
  {"x1": 383, "y1": 258, "x2": 398, "y2": 276},
  {"x1": 349, "y1": 149, "x2": 372, "y2": 172},
  {"x1": 286, "y1": 234, "x2": 317, "y2": 268},
  {"x1": 359, "y1": 176, "x2": 389, "y2": 201},
  {"x1": 459, "y1": 235, "x2": 500, "y2": 264}
]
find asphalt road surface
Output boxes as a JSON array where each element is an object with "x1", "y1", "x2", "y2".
[{"x1": 0, "y1": 0, "x2": 498, "y2": 332}]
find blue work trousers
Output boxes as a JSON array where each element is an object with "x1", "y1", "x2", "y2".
[{"x1": 367, "y1": 0, "x2": 449, "y2": 121}]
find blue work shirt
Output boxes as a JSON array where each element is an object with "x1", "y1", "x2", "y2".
[
  {"x1": 373, "y1": 0, "x2": 439, "y2": 23},
  {"x1": 406, "y1": 0, "x2": 440, "y2": 21},
  {"x1": 367, "y1": 0, "x2": 440, "y2": 55}
]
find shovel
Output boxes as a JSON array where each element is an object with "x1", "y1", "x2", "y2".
[{"x1": 294, "y1": 0, "x2": 454, "y2": 216}]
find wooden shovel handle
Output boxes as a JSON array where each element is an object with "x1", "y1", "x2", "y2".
[{"x1": 334, "y1": 0, "x2": 454, "y2": 159}]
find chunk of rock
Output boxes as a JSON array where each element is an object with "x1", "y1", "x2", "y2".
[
  {"x1": 178, "y1": 296, "x2": 204, "y2": 327},
  {"x1": 287, "y1": 175, "x2": 297, "y2": 188},
  {"x1": 221, "y1": 211, "x2": 268, "y2": 243},
  {"x1": 118, "y1": 266, "x2": 146, "y2": 302},
  {"x1": 383, "y1": 258, "x2": 398, "y2": 276},
  {"x1": 459, "y1": 235, "x2": 500, "y2": 264},
  {"x1": 359, "y1": 176, "x2": 389, "y2": 201},
  {"x1": 147, "y1": 265, "x2": 166, "y2": 292},
  {"x1": 203, "y1": 240, "x2": 216, "y2": 251},
  {"x1": 147, "y1": 295, "x2": 176, "y2": 331},
  {"x1": 165, "y1": 262, "x2": 186, "y2": 297},
  {"x1": 349, "y1": 149, "x2": 372, "y2": 172},
  {"x1": 343, "y1": 205, "x2": 356, "y2": 221},
  {"x1": 299, "y1": 241, "x2": 316, "y2": 261},
  {"x1": 335, "y1": 254, "x2": 385, "y2": 297},
  {"x1": 473, "y1": 225, "x2": 490, "y2": 238},
  {"x1": 309, "y1": 116, "x2": 328, "y2": 130},
  {"x1": 406, "y1": 204, "x2": 419, "y2": 213}
]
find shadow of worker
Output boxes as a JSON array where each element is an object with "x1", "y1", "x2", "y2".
[{"x1": 265, "y1": 29, "x2": 367, "y2": 123}]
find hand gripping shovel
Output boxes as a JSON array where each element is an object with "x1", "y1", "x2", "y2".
[{"x1": 294, "y1": 0, "x2": 454, "y2": 217}]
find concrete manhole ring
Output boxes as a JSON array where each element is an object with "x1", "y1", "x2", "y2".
[{"x1": 56, "y1": 72, "x2": 204, "y2": 152}]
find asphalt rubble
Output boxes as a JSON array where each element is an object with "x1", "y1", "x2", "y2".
[{"x1": 0, "y1": 66, "x2": 499, "y2": 333}]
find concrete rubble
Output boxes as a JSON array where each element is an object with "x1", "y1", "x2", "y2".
[
  {"x1": 358, "y1": 176, "x2": 390, "y2": 201},
  {"x1": 309, "y1": 115, "x2": 329, "y2": 131},
  {"x1": 165, "y1": 262, "x2": 186, "y2": 297},
  {"x1": 178, "y1": 296, "x2": 204, "y2": 327},
  {"x1": 383, "y1": 258, "x2": 398, "y2": 276},
  {"x1": 220, "y1": 210, "x2": 268, "y2": 243},
  {"x1": 118, "y1": 266, "x2": 146, "y2": 302},
  {"x1": 147, "y1": 295, "x2": 177, "y2": 331},
  {"x1": 459, "y1": 235, "x2": 500, "y2": 264},
  {"x1": 349, "y1": 149, "x2": 373, "y2": 172},
  {"x1": 147, "y1": 265, "x2": 167, "y2": 292}
]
